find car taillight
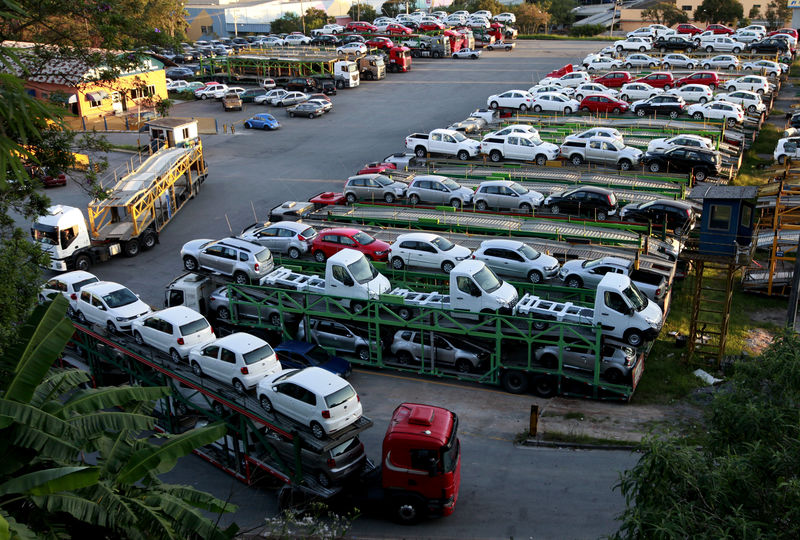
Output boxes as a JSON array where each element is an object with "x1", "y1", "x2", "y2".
[
  {"x1": 322, "y1": 410, "x2": 331, "y2": 418},
  {"x1": 254, "y1": 262, "x2": 260, "y2": 271},
  {"x1": 656, "y1": 287, "x2": 662, "y2": 297},
  {"x1": 70, "y1": 293, "x2": 77, "y2": 300},
  {"x1": 356, "y1": 395, "x2": 360, "y2": 402},
  {"x1": 298, "y1": 234, "x2": 306, "y2": 242},
  {"x1": 177, "y1": 337, "x2": 184, "y2": 345},
  {"x1": 240, "y1": 366, "x2": 249, "y2": 374},
  {"x1": 327, "y1": 457, "x2": 336, "y2": 467}
]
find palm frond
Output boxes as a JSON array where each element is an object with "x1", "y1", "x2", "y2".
[
  {"x1": 116, "y1": 423, "x2": 227, "y2": 484},
  {"x1": 0, "y1": 399, "x2": 74, "y2": 438},
  {"x1": 78, "y1": 482, "x2": 139, "y2": 529},
  {"x1": 97, "y1": 430, "x2": 138, "y2": 476},
  {"x1": 60, "y1": 386, "x2": 169, "y2": 415},
  {"x1": 11, "y1": 425, "x2": 80, "y2": 460},
  {"x1": 0, "y1": 466, "x2": 99, "y2": 496},
  {"x1": 68, "y1": 412, "x2": 154, "y2": 440},
  {"x1": 144, "y1": 492, "x2": 237, "y2": 540},
  {"x1": 30, "y1": 492, "x2": 110, "y2": 529},
  {"x1": 127, "y1": 497, "x2": 179, "y2": 540},
  {"x1": 158, "y1": 483, "x2": 237, "y2": 514},
  {"x1": 31, "y1": 369, "x2": 91, "y2": 408}
]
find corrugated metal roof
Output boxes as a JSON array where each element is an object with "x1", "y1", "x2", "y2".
[{"x1": 689, "y1": 183, "x2": 759, "y2": 201}]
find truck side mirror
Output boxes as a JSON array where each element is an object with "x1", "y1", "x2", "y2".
[{"x1": 627, "y1": 307, "x2": 635, "y2": 316}]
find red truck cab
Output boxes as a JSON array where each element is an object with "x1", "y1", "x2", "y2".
[
  {"x1": 381, "y1": 403, "x2": 461, "y2": 523},
  {"x1": 388, "y1": 46, "x2": 412, "y2": 72}
]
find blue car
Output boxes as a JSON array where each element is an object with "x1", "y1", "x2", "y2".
[
  {"x1": 274, "y1": 340, "x2": 351, "y2": 378},
  {"x1": 244, "y1": 113, "x2": 280, "y2": 130}
]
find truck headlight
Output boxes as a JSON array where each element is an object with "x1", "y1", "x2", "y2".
[
  {"x1": 648, "y1": 318, "x2": 661, "y2": 329},
  {"x1": 368, "y1": 291, "x2": 379, "y2": 300}
]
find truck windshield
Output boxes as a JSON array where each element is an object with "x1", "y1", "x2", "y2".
[
  {"x1": 509, "y1": 182, "x2": 529, "y2": 195},
  {"x1": 441, "y1": 413, "x2": 459, "y2": 473},
  {"x1": 622, "y1": 284, "x2": 648, "y2": 311},
  {"x1": 519, "y1": 244, "x2": 541, "y2": 260},
  {"x1": 32, "y1": 224, "x2": 58, "y2": 245},
  {"x1": 431, "y1": 236, "x2": 455, "y2": 251},
  {"x1": 375, "y1": 175, "x2": 393, "y2": 186},
  {"x1": 348, "y1": 257, "x2": 379, "y2": 284},
  {"x1": 450, "y1": 131, "x2": 467, "y2": 142},
  {"x1": 352, "y1": 231, "x2": 375, "y2": 245},
  {"x1": 103, "y1": 287, "x2": 139, "y2": 308},
  {"x1": 442, "y1": 178, "x2": 461, "y2": 191},
  {"x1": 473, "y1": 266, "x2": 502, "y2": 293},
  {"x1": 242, "y1": 343, "x2": 275, "y2": 365}
]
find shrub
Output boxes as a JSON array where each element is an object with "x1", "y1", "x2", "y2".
[{"x1": 569, "y1": 24, "x2": 607, "y2": 37}]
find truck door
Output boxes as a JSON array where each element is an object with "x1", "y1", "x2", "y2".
[
  {"x1": 505, "y1": 135, "x2": 522, "y2": 160},
  {"x1": 600, "y1": 290, "x2": 630, "y2": 331},
  {"x1": 429, "y1": 131, "x2": 444, "y2": 154}
]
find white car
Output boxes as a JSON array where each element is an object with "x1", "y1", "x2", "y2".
[
  {"x1": 585, "y1": 56, "x2": 623, "y2": 72},
  {"x1": 388, "y1": 232, "x2": 471, "y2": 273},
  {"x1": 132, "y1": 306, "x2": 215, "y2": 362},
  {"x1": 702, "y1": 55, "x2": 739, "y2": 70},
  {"x1": 166, "y1": 80, "x2": 190, "y2": 92},
  {"x1": 733, "y1": 30, "x2": 763, "y2": 43},
  {"x1": 444, "y1": 15, "x2": 466, "y2": 25},
  {"x1": 562, "y1": 127, "x2": 624, "y2": 146},
  {"x1": 627, "y1": 27, "x2": 655, "y2": 39},
  {"x1": 552, "y1": 71, "x2": 591, "y2": 88},
  {"x1": 257, "y1": 367, "x2": 363, "y2": 439},
  {"x1": 700, "y1": 35, "x2": 746, "y2": 53},
  {"x1": 742, "y1": 60, "x2": 788, "y2": 77},
  {"x1": 486, "y1": 89, "x2": 534, "y2": 111},
  {"x1": 687, "y1": 101, "x2": 745, "y2": 127},
  {"x1": 660, "y1": 54, "x2": 696, "y2": 70},
  {"x1": 337, "y1": 42, "x2": 367, "y2": 55},
  {"x1": 221, "y1": 86, "x2": 245, "y2": 99},
  {"x1": 573, "y1": 83, "x2": 618, "y2": 101},
  {"x1": 647, "y1": 24, "x2": 674, "y2": 38},
  {"x1": 40, "y1": 270, "x2": 99, "y2": 316},
  {"x1": 614, "y1": 36, "x2": 653, "y2": 52},
  {"x1": 284, "y1": 34, "x2": 311, "y2": 46},
  {"x1": 624, "y1": 53, "x2": 660, "y2": 69},
  {"x1": 74, "y1": 281, "x2": 152, "y2": 333},
  {"x1": 714, "y1": 91, "x2": 766, "y2": 114},
  {"x1": 740, "y1": 24, "x2": 767, "y2": 35},
  {"x1": 190, "y1": 332, "x2": 281, "y2": 392},
  {"x1": 493, "y1": 12, "x2": 516, "y2": 23},
  {"x1": 472, "y1": 10, "x2": 492, "y2": 19},
  {"x1": 484, "y1": 124, "x2": 539, "y2": 139},
  {"x1": 452, "y1": 48, "x2": 481, "y2": 59},
  {"x1": 194, "y1": 83, "x2": 227, "y2": 100},
  {"x1": 528, "y1": 84, "x2": 570, "y2": 96},
  {"x1": 531, "y1": 92, "x2": 580, "y2": 114},
  {"x1": 619, "y1": 82, "x2": 662, "y2": 102},
  {"x1": 774, "y1": 137, "x2": 800, "y2": 164},
  {"x1": 647, "y1": 134, "x2": 714, "y2": 153},
  {"x1": 664, "y1": 84, "x2": 713, "y2": 103},
  {"x1": 472, "y1": 239, "x2": 560, "y2": 283},
  {"x1": 725, "y1": 75, "x2": 770, "y2": 95},
  {"x1": 257, "y1": 36, "x2": 285, "y2": 47},
  {"x1": 320, "y1": 23, "x2": 344, "y2": 34},
  {"x1": 466, "y1": 17, "x2": 490, "y2": 29},
  {"x1": 258, "y1": 88, "x2": 287, "y2": 105}
]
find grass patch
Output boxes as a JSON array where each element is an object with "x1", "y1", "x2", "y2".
[
  {"x1": 564, "y1": 411, "x2": 585, "y2": 420},
  {"x1": 109, "y1": 143, "x2": 140, "y2": 152},
  {"x1": 732, "y1": 123, "x2": 782, "y2": 186},
  {"x1": 770, "y1": 108, "x2": 785, "y2": 116},
  {"x1": 540, "y1": 431, "x2": 641, "y2": 447}
]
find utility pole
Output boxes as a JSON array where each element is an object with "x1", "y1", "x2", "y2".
[
  {"x1": 609, "y1": 0, "x2": 620, "y2": 38},
  {"x1": 786, "y1": 232, "x2": 800, "y2": 330}
]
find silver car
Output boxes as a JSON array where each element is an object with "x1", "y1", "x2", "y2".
[
  {"x1": 240, "y1": 221, "x2": 317, "y2": 259},
  {"x1": 473, "y1": 180, "x2": 544, "y2": 212},
  {"x1": 406, "y1": 175, "x2": 473, "y2": 208},
  {"x1": 472, "y1": 239, "x2": 560, "y2": 284},
  {"x1": 297, "y1": 318, "x2": 379, "y2": 361},
  {"x1": 208, "y1": 286, "x2": 286, "y2": 327},
  {"x1": 534, "y1": 341, "x2": 638, "y2": 384},
  {"x1": 275, "y1": 91, "x2": 308, "y2": 107},
  {"x1": 344, "y1": 174, "x2": 408, "y2": 204},
  {"x1": 181, "y1": 237, "x2": 274, "y2": 284},
  {"x1": 390, "y1": 330, "x2": 490, "y2": 373}
]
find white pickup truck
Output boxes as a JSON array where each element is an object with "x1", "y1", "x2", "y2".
[
  {"x1": 480, "y1": 132, "x2": 560, "y2": 165},
  {"x1": 405, "y1": 128, "x2": 481, "y2": 161},
  {"x1": 514, "y1": 273, "x2": 663, "y2": 347}
]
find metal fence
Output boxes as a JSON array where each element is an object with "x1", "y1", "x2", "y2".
[{"x1": 62, "y1": 115, "x2": 218, "y2": 134}]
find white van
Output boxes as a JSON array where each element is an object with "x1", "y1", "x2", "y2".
[
  {"x1": 189, "y1": 332, "x2": 281, "y2": 393},
  {"x1": 132, "y1": 306, "x2": 215, "y2": 363}
]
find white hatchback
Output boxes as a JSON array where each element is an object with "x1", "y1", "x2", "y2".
[
  {"x1": 486, "y1": 89, "x2": 534, "y2": 111},
  {"x1": 75, "y1": 281, "x2": 152, "y2": 333},
  {"x1": 664, "y1": 84, "x2": 713, "y2": 103},
  {"x1": 389, "y1": 232, "x2": 471, "y2": 273},
  {"x1": 725, "y1": 75, "x2": 770, "y2": 95},
  {"x1": 619, "y1": 82, "x2": 662, "y2": 102},
  {"x1": 257, "y1": 367, "x2": 363, "y2": 439},
  {"x1": 190, "y1": 332, "x2": 281, "y2": 393},
  {"x1": 132, "y1": 306, "x2": 215, "y2": 363},
  {"x1": 530, "y1": 92, "x2": 580, "y2": 114},
  {"x1": 40, "y1": 270, "x2": 100, "y2": 316}
]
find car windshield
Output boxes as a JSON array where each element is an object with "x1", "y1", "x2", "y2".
[
  {"x1": 639, "y1": 201, "x2": 656, "y2": 209},
  {"x1": 582, "y1": 258, "x2": 603, "y2": 269},
  {"x1": 509, "y1": 182, "x2": 529, "y2": 195},
  {"x1": 274, "y1": 369, "x2": 299, "y2": 383},
  {"x1": 623, "y1": 284, "x2": 648, "y2": 311},
  {"x1": 348, "y1": 257, "x2": 379, "y2": 284},
  {"x1": 352, "y1": 231, "x2": 375, "y2": 245},
  {"x1": 179, "y1": 317, "x2": 209, "y2": 336},
  {"x1": 102, "y1": 287, "x2": 138, "y2": 308},
  {"x1": 431, "y1": 236, "x2": 455, "y2": 251},
  {"x1": 450, "y1": 131, "x2": 467, "y2": 142},
  {"x1": 519, "y1": 244, "x2": 541, "y2": 260},
  {"x1": 375, "y1": 175, "x2": 393, "y2": 186},
  {"x1": 300, "y1": 227, "x2": 316, "y2": 238},
  {"x1": 325, "y1": 385, "x2": 356, "y2": 408},
  {"x1": 473, "y1": 266, "x2": 503, "y2": 293},
  {"x1": 243, "y1": 343, "x2": 276, "y2": 365},
  {"x1": 442, "y1": 178, "x2": 461, "y2": 190}
]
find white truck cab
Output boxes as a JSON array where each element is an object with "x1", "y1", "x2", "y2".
[{"x1": 32, "y1": 205, "x2": 119, "y2": 272}]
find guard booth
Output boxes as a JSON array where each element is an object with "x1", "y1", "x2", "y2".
[
  {"x1": 691, "y1": 184, "x2": 758, "y2": 263},
  {"x1": 145, "y1": 118, "x2": 199, "y2": 150}
]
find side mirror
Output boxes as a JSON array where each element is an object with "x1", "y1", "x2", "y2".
[{"x1": 628, "y1": 307, "x2": 635, "y2": 316}]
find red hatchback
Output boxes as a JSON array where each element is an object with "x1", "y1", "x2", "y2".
[
  {"x1": 635, "y1": 72, "x2": 675, "y2": 89},
  {"x1": 592, "y1": 71, "x2": 632, "y2": 88},
  {"x1": 419, "y1": 21, "x2": 445, "y2": 31},
  {"x1": 675, "y1": 71, "x2": 720, "y2": 89},
  {"x1": 366, "y1": 36, "x2": 394, "y2": 49},
  {"x1": 346, "y1": 21, "x2": 378, "y2": 33},
  {"x1": 676, "y1": 23, "x2": 703, "y2": 35},
  {"x1": 358, "y1": 162, "x2": 397, "y2": 175},
  {"x1": 768, "y1": 28, "x2": 799, "y2": 39},
  {"x1": 579, "y1": 95, "x2": 629, "y2": 114},
  {"x1": 312, "y1": 228, "x2": 391, "y2": 262},
  {"x1": 706, "y1": 24, "x2": 734, "y2": 35},
  {"x1": 385, "y1": 23, "x2": 412, "y2": 35}
]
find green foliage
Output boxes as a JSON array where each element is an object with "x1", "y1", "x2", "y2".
[
  {"x1": 694, "y1": 0, "x2": 744, "y2": 24},
  {"x1": 380, "y1": 0, "x2": 403, "y2": 18},
  {"x1": 546, "y1": 0, "x2": 577, "y2": 27},
  {"x1": 569, "y1": 23, "x2": 607, "y2": 37},
  {"x1": 303, "y1": 7, "x2": 331, "y2": 31},
  {"x1": 348, "y1": 2, "x2": 378, "y2": 22},
  {"x1": 613, "y1": 333, "x2": 800, "y2": 537},
  {"x1": 748, "y1": 5, "x2": 761, "y2": 18},
  {"x1": 270, "y1": 13, "x2": 302, "y2": 34},
  {"x1": 641, "y1": 1, "x2": 689, "y2": 26},
  {"x1": 0, "y1": 296, "x2": 237, "y2": 538},
  {"x1": 765, "y1": 0, "x2": 791, "y2": 29},
  {"x1": 515, "y1": 3, "x2": 550, "y2": 34},
  {"x1": 154, "y1": 97, "x2": 173, "y2": 117}
]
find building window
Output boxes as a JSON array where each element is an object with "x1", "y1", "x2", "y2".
[
  {"x1": 682, "y1": 5, "x2": 691, "y2": 10},
  {"x1": 130, "y1": 85, "x2": 156, "y2": 100},
  {"x1": 201, "y1": 25, "x2": 213, "y2": 34},
  {"x1": 709, "y1": 204, "x2": 732, "y2": 231},
  {"x1": 181, "y1": 127, "x2": 190, "y2": 139},
  {"x1": 741, "y1": 205, "x2": 753, "y2": 228},
  {"x1": 88, "y1": 99, "x2": 102, "y2": 108}
]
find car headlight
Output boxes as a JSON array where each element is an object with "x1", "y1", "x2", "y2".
[{"x1": 648, "y1": 318, "x2": 661, "y2": 329}]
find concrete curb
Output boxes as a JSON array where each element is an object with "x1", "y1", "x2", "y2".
[{"x1": 521, "y1": 438, "x2": 640, "y2": 451}]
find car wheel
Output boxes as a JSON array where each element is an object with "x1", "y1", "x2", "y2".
[
  {"x1": 605, "y1": 368, "x2": 624, "y2": 385},
  {"x1": 699, "y1": 96, "x2": 708, "y2": 103},
  {"x1": 183, "y1": 255, "x2": 198, "y2": 271},
  {"x1": 705, "y1": 46, "x2": 713, "y2": 52},
  {"x1": 563, "y1": 107, "x2": 572, "y2": 114},
  {"x1": 233, "y1": 271, "x2": 249, "y2": 285},
  {"x1": 310, "y1": 421, "x2": 325, "y2": 440},
  {"x1": 625, "y1": 63, "x2": 633, "y2": 69},
  {"x1": 409, "y1": 194, "x2": 420, "y2": 205},
  {"x1": 757, "y1": 88, "x2": 764, "y2": 95},
  {"x1": 489, "y1": 149, "x2": 502, "y2": 162},
  {"x1": 748, "y1": 104, "x2": 757, "y2": 113},
  {"x1": 659, "y1": 47, "x2": 666, "y2": 53},
  {"x1": 356, "y1": 346, "x2": 370, "y2": 362},
  {"x1": 490, "y1": 101, "x2": 499, "y2": 109},
  {"x1": 450, "y1": 198, "x2": 464, "y2": 209},
  {"x1": 580, "y1": 106, "x2": 590, "y2": 112},
  {"x1": 313, "y1": 250, "x2": 326, "y2": 263},
  {"x1": 106, "y1": 320, "x2": 117, "y2": 335},
  {"x1": 457, "y1": 150, "x2": 469, "y2": 161},
  {"x1": 550, "y1": 204, "x2": 560, "y2": 215},
  {"x1": 733, "y1": 47, "x2": 741, "y2": 54},
  {"x1": 455, "y1": 359, "x2": 472, "y2": 374},
  {"x1": 501, "y1": 370, "x2": 529, "y2": 394},
  {"x1": 528, "y1": 270, "x2": 543, "y2": 284},
  {"x1": 76, "y1": 311, "x2": 87, "y2": 324},
  {"x1": 636, "y1": 108, "x2": 646, "y2": 117},
  {"x1": 624, "y1": 329, "x2": 645, "y2": 347},
  {"x1": 565, "y1": 276, "x2": 583, "y2": 288},
  {"x1": 612, "y1": 107, "x2": 621, "y2": 114},
  {"x1": 661, "y1": 63, "x2": 670, "y2": 70},
  {"x1": 308, "y1": 113, "x2": 315, "y2": 119},
  {"x1": 638, "y1": 46, "x2": 645, "y2": 52},
  {"x1": 345, "y1": 192, "x2": 357, "y2": 204},
  {"x1": 233, "y1": 379, "x2": 246, "y2": 394},
  {"x1": 384, "y1": 193, "x2": 395, "y2": 203},
  {"x1": 687, "y1": 63, "x2": 694, "y2": 69},
  {"x1": 520, "y1": 203, "x2": 533, "y2": 214},
  {"x1": 201, "y1": 94, "x2": 208, "y2": 100},
  {"x1": 570, "y1": 154, "x2": 583, "y2": 166},
  {"x1": 648, "y1": 62, "x2": 656, "y2": 68},
  {"x1": 663, "y1": 84, "x2": 671, "y2": 90},
  {"x1": 260, "y1": 396, "x2": 273, "y2": 412},
  {"x1": 391, "y1": 257, "x2": 405, "y2": 270},
  {"x1": 744, "y1": 65, "x2": 753, "y2": 71},
  {"x1": 244, "y1": 122, "x2": 251, "y2": 129},
  {"x1": 703, "y1": 63, "x2": 710, "y2": 69},
  {"x1": 269, "y1": 312, "x2": 281, "y2": 327},
  {"x1": 693, "y1": 112, "x2": 703, "y2": 120},
  {"x1": 649, "y1": 162, "x2": 661, "y2": 173},
  {"x1": 535, "y1": 154, "x2": 547, "y2": 166},
  {"x1": 288, "y1": 247, "x2": 301, "y2": 259},
  {"x1": 519, "y1": 104, "x2": 528, "y2": 112},
  {"x1": 669, "y1": 110, "x2": 679, "y2": 119},
  {"x1": 170, "y1": 348, "x2": 181, "y2": 364},
  {"x1": 134, "y1": 331, "x2": 144, "y2": 345},
  {"x1": 288, "y1": 112, "x2": 294, "y2": 117},
  {"x1": 192, "y1": 362, "x2": 203, "y2": 377},
  {"x1": 212, "y1": 402, "x2": 225, "y2": 417},
  {"x1": 620, "y1": 94, "x2": 629, "y2": 102},
  {"x1": 616, "y1": 45, "x2": 623, "y2": 52},
  {"x1": 694, "y1": 169, "x2": 708, "y2": 181},
  {"x1": 597, "y1": 210, "x2": 608, "y2": 220},
  {"x1": 709, "y1": 83, "x2": 716, "y2": 89},
  {"x1": 476, "y1": 200, "x2": 488, "y2": 211}
]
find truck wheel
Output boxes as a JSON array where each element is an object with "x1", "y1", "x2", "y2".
[
  {"x1": 345, "y1": 192, "x2": 357, "y2": 204},
  {"x1": 605, "y1": 368, "x2": 624, "y2": 384},
  {"x1": 535, "y1": 154, "x2": 547, "y2": 166},
  {"x1": 75, "y1": 254, "x2": 91, "y2": 271},
  {"x1": 393, "y1": 495, "x2": 425, "y2": 525},
  {"x1": 624, "y1": 329, "x2": 645, "y2": 347},
  {"x1": 455, "y1": 359, "x2": 472, "y2": 373},
  {"x1": 356, "y1": 346, "x2": 370, "y2": 362},
  {"x1": 565, "y1": 276, "x2": 583, "y2": 288},
  {"x1": 310, "y1": 421, "x2": 325, "y2": 440},
  {"x1": 391, "y1": 257, "x2": 405, "y2": 270},
  {"x1": 233, "y1": 271, "x2": 250, "y2": 285},
  {"x1": 183, "y1": 255, "x2": 198, "y2": 271},
  {"x1": 141, "y1": 230, "x2": 157, "y2": 250},
  {"x1": 123, "y1": 239, "x2": 140, "y2": 257},
  {"x1": 501, "y1": 370, "x2": 529, "y2": 394},
  {"x1": 288, "y1": 247, "x2": 301, "y2": 259},
  {"x1": 269, "y1": 313, "x2": 282, "y2": 327},
  {"x1": 336, "y1": 80, "x2": 344, "y2": 89},
  {"x1": 314, "y1": 250, "x2": 326, "y2": 263},
  {"x1": 456, "y1": 150, "x2": 469, "y2": 161},
  {"x1": 414, "y1": 146, "x2": 426, "y2": 158},
  {"x1": 489, "y1": 149, "x2": 502, "y2": 162},
  {"x1": 570, "y1": 155, "x2": 583, "y2": 166},
  {"x1": 533, "y1": 319, "x2": 548, "y2": 330},
  {"x1": 441, "y1": 261, "x2": 455, "y2": 273},
  {"x1": 532, "y1": 375, "x2": 557, "y2": 398},
  {"x1": 528, "y1": 270, "x2": 543, "y2": 283}
]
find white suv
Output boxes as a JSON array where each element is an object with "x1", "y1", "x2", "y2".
[
  {"x1": 614, "y1": 36, "x2": 653, "y2": 52},
  {"x1": 75, "y1": 281, "x2": 152, "y2": 333},
  {"x1": 194, "y1": 83, "x2": 227, "y2": 100},
  {"x1": 389, "y1": 232, "x2": 471, "y2": 273},
  {"x1": 687, "y1": 101, "x2": 745, "y2": 127},
  {"x1": 132, "y1": 306, "x2": 215, "y2": 362},
  {"x1": 190, "y1": 332, "x2": 281, "y2": 393},
  {"x1": 725, "y1": 75, "x2": 770, "y2": 95}
]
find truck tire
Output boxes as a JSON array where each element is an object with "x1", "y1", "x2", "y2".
[
  {"x1": 532, "y1": 375, "x2": 557, "y2": 398},
  {"x1": 456, "y1": 150, "x2": 469, "y2": 161},
  {"x1": 336, "y1": 80, "x2": 344, "y2": 89},
  {"x1": 141, "y1": 230, "x2": 157, "y2": 250},
  {"x1": 565, "y1": 275, "x2": 583, "y2": 288},
  {"x1": 314, "y1": 250, "x2": 326, "y2": 263},
  {"x1": 414, "y1": 146, "x2": 426, "y2": 158},
  {"x1": 501, "y1": 370, "x2": 529, "y2": 394},
  {"x1": 183, "y1": 255, "x2": 198, "y2": 271},
  {"x1": 624, "y1": 329, "x2": 645, "y2": 347},
  {"x1": 123, "y1": 239, "x2": 140, "y2": 257},
  {"x1": 533, "y1": 319, "x2": 548, "y2": 330},
  {"x1": 570, "y1": 154, "x2": 583, "y2": 166},
  {"x1": 392, "y1": 495, "x2": 426, "y2": 525},
  {"x1": 74, "y1": 254, "x2": 91, "y2": 271},
  {"x1": 489, "y1": 149, "x2": 502, "y2": 162}
]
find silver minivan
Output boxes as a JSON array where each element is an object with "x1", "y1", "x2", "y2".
[
  {"x1": 473, "y1": 180, "x2": 544, "y2": 212},
  {"x1": 297, "y1": 318, "x2": 378, "y2": 361},
  {"x1": 239, "y1": 221, "x2": 317, "y2": 259},
  {"x1": 344, "y1": 174, "x2": 408, "y2": 204},
  {"x1": 406, "y1": 175, "x2": 473, "y2": 208},
  {"x1": 390, "y1": 330, "x2": 490, "y2": 373}
]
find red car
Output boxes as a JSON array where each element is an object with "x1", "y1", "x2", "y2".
[
  {"x1": 357, "y1": 162, "x2": 397, "y2": 175},
  {"x1": 366, "y1": 36, "x2": 394, "y2": 50},
  {"x1": 312, "y1": 228, "x2": 391, "y2": 262},
  {"x1": 676, "y1": 23, "x2": 703, "y2": 35},
  {"x1": 346, "y1": 21, "x2": 378, "y2": 33},
  {"x1": 706, "y1": 24, "x2": 734, "y2": 35},
  {"x1": 675, "y1": 71, "x2": 720, "y2": 89},
  {"x1": 385, "y1": 23, "x2": 412, "y2": 35},
  {"x1": 579, "y1": 95, "x2": 629, "y2": 114},
  {"x1": 768, "y1": 28, "x2": 799, "y2": 39},
  {"x1": 419, "y1": 21, "x2": 445, "y2": 31},
  {"x1": 592, "y1": 71, "x2": 632, "y2": 88},
  {"x1": 29, "y1": 167, "x2": 67, "y2": 187},
  {"x1": 634, "y1": 72, "x2": 675, "y2": 89}
]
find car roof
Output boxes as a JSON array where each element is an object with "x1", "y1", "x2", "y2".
[
  {"x1": 211, "y1": 332, "x2": 269, "y2": 352},
  {"x1": 480, "y1": 238, "x2": 525, "y2": 250},
  {"x1": 412, "y1": 174, "x2": 451, "y2": 183},
  {"x1": 262, "y1": 220, "x2": 308, "y2": 232},
  {"x1": 81, "y1": 281, "x2": 129, "y2": 295},
  {"x1": 348, "y1": 173, "x2": 393, "y2": 182},
  {"x1": 479, "y1": 179, "x2": 514, "y2": 187},
  {"x1": 284, "y1": 366, "x2": 349, "y2": 392},
  {"x1": 56, "y1": 270, "x2": 98, "y2": 284},
  {"x1": 216, "y1": 236, "x2": 267, "y2": 251},
  {"x1": 395, "y1": 232, "x2": 442, "y2": 242},
  {"x1": 319, "y1": 227, "x2": 359, "y2": 235},
  {"x1": 149, "y1": 306, "x2": 206, "y2": 325}
]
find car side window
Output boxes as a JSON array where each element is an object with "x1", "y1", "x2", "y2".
[
  {"x1": 500, "y1": 249, "x2": 523, "y2": 262},
  {"x1": 239, "y1": 252, "x2": 248, "y2": 262},
  {"x1": 277, "y1": 228, "x2": 294, "y2": 238},
  {"x1": 220, "y1": 349, "x2": 236, "y2": 364},
  {"x1": 145, "y1": 317, "x2": 160, "y2": 330},
  {"x1": 160, "y1": 320, "x2": 174, "y2": 334},
  {"x1": 80, "y1": 290, "x2": 91, "y2": 303},
  {"x1": 91, "y1": 295, "x2": 104, "y2": 308},
  {"x1": 259, "y1": 228, "x2": 278, "y2": 238},
  {"x1": 339, "y1": 236, "x2": 355, "y2": 246},
  {"x1": 202, "y1": 345, "x2": 219, "y2": 358},
  {"x1": 589, "y1": 141, "x2": 602, "y2": 150}
]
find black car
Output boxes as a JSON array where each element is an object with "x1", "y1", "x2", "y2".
[
  {"x1": 240, "y1": 88, "x2": 267, "y2": 103},
  {"x1": 311, "y1": 34, "x2": 341, "y2": 46},
  {"x1": 655, "y1": 36, "x2": 696, "y2": 52},
  {"x1": 619, "y1": 199, "x2": 695, "y2": 231},
  {"x1": 286, "y1": 77, "x2": 317, "y2": 92},
  {"x1": 747, "y1": 38, "x2": 790, "y2": 54},
  {"x1": 640, "y1": 147, "x2": 720, "y2": 181},
  {"x1": 630, "y1": 94, "x2": 685, "y2": 119},
  {"x1": 165, "y1": 67, "x2": 194, "y2": 79},
  {"x1": 341, "y1": 34, "x2": 366, "y2": 44},
  {"x1": 543, "y1": 186, "x2": 619, "y2": 221},
  {"x1": 319, "y1": 80, "x2": 337, "y2": 95}
]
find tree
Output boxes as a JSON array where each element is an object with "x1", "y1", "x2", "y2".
[
  {"x1": 0, "y1": 295, "x2": 238, "y2": 538},
  {"x1": 303, "y1": 7, "x2": 332, "y2": 32},
  {"x1": 694, "y1": 0, "x2": 744, "y2": 24},
  {"x1": 514, "y1": 3, "x2": 550, "y2": 34},
  {"x1": 545, "y1": 0, "x2": 577, "y2": 27},
  {"x1": 348, "y1": 2, "x2": 378, "y2": 22},
  {"x1": 613, "y1": 333, "x2": 800, "y2": 538},
  {"x1": 641, "y1": 2, "x2": 689, "y2": 26},
  {"x1": 270, "y1": 13, "x2": 302, "y2": 34},
  {"x1": 748, "y1": 5, "x2": 761, "y2": 18},
  {"x1": 380, "y1": 0, "x2": 404, "y2": 18},
  {"x1": 764, "y1": 0, "x2": 791, "y2": 29}
]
